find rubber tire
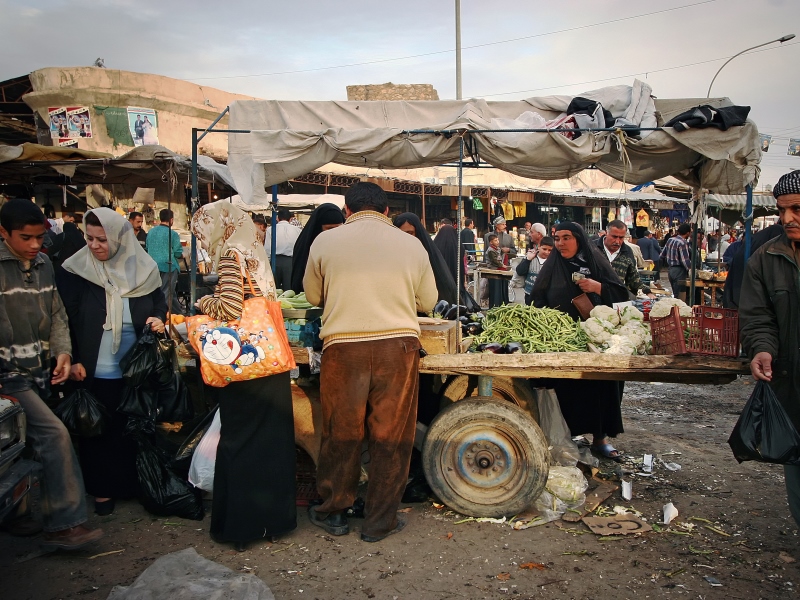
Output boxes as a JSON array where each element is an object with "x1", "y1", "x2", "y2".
[
  {"x1": 440, "y1": 375, "x2": 539, "y2": 423},
  {"x1": 422, "y1": 398, "x2": 549, "y2": 518}
]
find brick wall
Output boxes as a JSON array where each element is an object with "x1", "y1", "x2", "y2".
[{"x1": 346, "y1": 83, "x2": 439, "y2": 101}]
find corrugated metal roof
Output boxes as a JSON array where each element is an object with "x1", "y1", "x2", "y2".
[{"x1": 706, "y1": 194, "x2": 776, "y2": 211}]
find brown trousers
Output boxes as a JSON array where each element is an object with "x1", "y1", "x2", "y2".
[{"x1": 316, "y1": 336, "x2": 421, "y2": 538}]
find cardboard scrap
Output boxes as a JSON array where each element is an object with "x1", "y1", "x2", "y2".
[
  {"x1": 562, "y1": 481, "x2": 619, "y2": 522},
  {"x1": 581, "y1": 514, "x2": 652, "y2": 536}
]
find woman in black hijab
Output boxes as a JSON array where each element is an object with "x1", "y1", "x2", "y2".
[
  {"x1": 531, "y1": 222, "x2": 630, "y2": 461},
  {"x1": 290, "y1": 203, "x2": 345, "y2": 293},
  {"x1": 433, "y1": 222, "x2": 460, "y2": 286},
  {"x1": 394, "y1": 213, "x2": 458, "y2": 306}
]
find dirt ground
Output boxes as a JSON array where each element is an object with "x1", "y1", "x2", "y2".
[{"x1": 2, "y1": 377, "x2": 799, "y2": 600}]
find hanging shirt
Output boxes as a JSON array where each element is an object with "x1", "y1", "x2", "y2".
[
  {"x1": 636, "y1": 209, "x2": 650, "y2": 228},
  {"x1": 94, "y1": 298, "x2": 137, "y2": 379}
]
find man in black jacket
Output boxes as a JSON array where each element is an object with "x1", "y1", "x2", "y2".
[
  {"x1": 739, "y1": 170, "x2": 800, "y2": 526},
  {"x1": 637, "y1": 230, "x2": 662, "y2": 271}
]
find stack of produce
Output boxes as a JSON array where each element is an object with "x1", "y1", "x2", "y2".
[
  {"x1": 277, "y1": 290, "x2": 316, "y2": 310},
  {"x1": 648, "y1": 297, "x2": 692, "y2": 319},
  {"x1": 470, "y1": 304, "x2": 589, "y2": 354},
  {"x1": 580, "y1": 305, "x2": 652, "y2": 355}
]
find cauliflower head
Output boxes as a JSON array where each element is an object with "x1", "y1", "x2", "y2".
[
  {"x1": 581, "y1": 317, "x2": 615, "y2": 345},
  {"x1": 589, "y1": 305, "x2": 620, "y2": 326},
  {"x1": 620, "y1": 305, "x2": 644, "y2": 324}
]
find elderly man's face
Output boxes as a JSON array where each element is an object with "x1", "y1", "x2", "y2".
[
  {"x1": 778, "y1": 194, "x2": 800, "y2": 242},
  {"x1": 495, "y1": 222, "x2": 507, "y2": 233},
  {"x1": 530, "y1": 230, "x2": 543, "y2": 245},
  {"x1": 604, "y1": 226, "x2": 626, "y2": 253}
]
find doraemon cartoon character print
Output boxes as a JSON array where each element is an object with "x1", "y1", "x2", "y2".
[{"x1": 200, "y1": 326, "x2": 266, "y2": 374}]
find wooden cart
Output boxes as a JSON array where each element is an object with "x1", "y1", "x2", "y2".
[{"x1": 289, "y1": 346, "x2": 748, "y2": 518}]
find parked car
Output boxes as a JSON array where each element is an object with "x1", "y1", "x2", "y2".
[{"x1": 0, "y1": 394, "x2": 36, "y2": 524}]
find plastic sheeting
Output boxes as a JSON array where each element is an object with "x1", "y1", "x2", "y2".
[
  {"x1": 107, "y1": 547, "x2": 275, "y2": 600},
  {"x1": 227, "y1": 80, "x2": 761, "y2": 205}
]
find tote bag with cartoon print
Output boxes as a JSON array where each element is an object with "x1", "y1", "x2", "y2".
[{"x1": 186, "y1": 288, "x2": 296, "y2": 387}]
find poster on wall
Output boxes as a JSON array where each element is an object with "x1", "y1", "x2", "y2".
[
  {"x1": 788, "y1": 138, "x2": 800, "y2": 157},
  {"x1": 49, "y1": 107, "x2": 92, "y2": 138},
  {"x1": 48, "y1": 107, "x2": 68, "y2": 138},
  {"x1": 58, "y1": 138, "x2": 78, "y2": 148},
  {"x1": 66, "y1": 107, "x2": 92, "y2": 138},
  {"x1": 759, "y1": 134, "x2": 772, "y2": 153},
  {"x1": 591, "y1": 207, "x2": 602, "y2": 223},
  {"x1": 127, "y1": 107, "x2": 159, "y2": 146}
]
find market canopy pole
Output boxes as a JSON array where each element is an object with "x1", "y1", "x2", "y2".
[
  {"x1": 455, "y1": 0, "x2": 463, "y2": 100},
  {"x1": 744, "y1": 184, "x2": 753, "y2": 260}
]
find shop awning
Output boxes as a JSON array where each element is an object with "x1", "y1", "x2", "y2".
[{"x1": 706, "y1": 194, "x2": 776, "y2": 211}]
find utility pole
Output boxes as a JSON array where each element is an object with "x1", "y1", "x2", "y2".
[{"x1": 455, "y1": 0, "x2": 462, "y2": 100}]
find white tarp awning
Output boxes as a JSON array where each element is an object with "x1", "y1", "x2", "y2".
[{"x1": 227, "y1": 80, "x2": 761, "y2": 205}]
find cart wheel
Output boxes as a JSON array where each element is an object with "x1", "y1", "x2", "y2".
[
  {"x1": 422, "y1": 398, "x2": 549, "y2": 518},
  {"x1": 440, "y1": 376, "x2": 539, "y2": 422}
]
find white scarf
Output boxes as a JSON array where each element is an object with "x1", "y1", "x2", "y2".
[{"x1": 62, "y1": 207, "x2": 161, "y2": 353}]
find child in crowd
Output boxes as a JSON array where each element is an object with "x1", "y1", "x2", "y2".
[
  {"x1": 516, "y1": 236, "x2": 554, "y2": 305},
  {"x1": 484, "y1": 233, "x2": 507, "y2": 270},
  {"x1": 0, "y1": 199, "x2": 103, "y2": 549}
]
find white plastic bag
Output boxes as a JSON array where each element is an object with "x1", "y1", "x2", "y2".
[
  {"x1": 534, "y1": 388, "x2": 581, "y2": 467},
  {"x1": 188, "y1": 408, "x2": 221, "y2": 492},
  {"x1": 533, "y1": 466, "x2": 589, "y2": 523}
]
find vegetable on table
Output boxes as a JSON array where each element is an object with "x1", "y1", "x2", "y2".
[{"x1": 471, "y1": 304, "x2": 589, "y2": 354}]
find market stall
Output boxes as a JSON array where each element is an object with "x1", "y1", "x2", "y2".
[{"x1": 187, "y1": 80, "x2": 761, "y2": 518}]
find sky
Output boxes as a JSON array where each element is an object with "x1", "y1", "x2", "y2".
[{"x1": 1, "y1": 0, "x2": 799, "y2": 190}]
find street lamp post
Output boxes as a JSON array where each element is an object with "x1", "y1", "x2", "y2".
[{"x1": 706, "y1": 34, "x2": 795, "y2": 97}]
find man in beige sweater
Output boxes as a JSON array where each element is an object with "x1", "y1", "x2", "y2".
[{"x1": 304, "y1": 182, "x2": 437, "y2": 542}]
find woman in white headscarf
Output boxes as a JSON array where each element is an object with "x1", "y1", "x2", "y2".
[
  {"x1": 56, "y1": 208, "x2": 166, "y2": 516},
  {"x1": 190, "y1": 200, "x2": 295, "y2": 552}
]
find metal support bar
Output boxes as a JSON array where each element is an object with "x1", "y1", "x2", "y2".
[
  {"x1": 457, "y1": 137, "x2": 464, "y2": 317},
  {"x1": 477, "y1": 375, "x2": 493, "y2": 397},
  {"x1": 744, "y1": 184, "x2": 753, "y2": 260},
  {"x1": 196, "y1": 106, "x2": 230, "y2": 143},
  {"x1": 189, "y1": 127, "x2": 198, "y2": 314},
  {"x1": 270, "y1": 184, "x2": 278, "y2": 274}
]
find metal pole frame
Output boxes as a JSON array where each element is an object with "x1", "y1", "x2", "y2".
[{"x1": 744, "y1": 184, "x2": 753, "y2": 260}]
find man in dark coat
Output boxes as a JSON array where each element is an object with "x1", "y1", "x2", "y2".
[
  {"x1": 739, "y1": 170, "x2": 800, "y2": 526},
  {"x1": 722, "y1": 223, "x2": 783, "y2": 308},
  {"x1": 637, "y1": 230, "x2": 662, "y2": 271},
  {"x1": 593, "y1": 220, "x2": 652, "y2": 298}
]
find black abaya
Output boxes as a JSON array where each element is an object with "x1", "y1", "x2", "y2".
[
  {"x1": 530, "y1": 222, "x2": 629, "y2": 438},
  {"x1": 210, "y1": 372, "x2": 297, "y2": 543}
]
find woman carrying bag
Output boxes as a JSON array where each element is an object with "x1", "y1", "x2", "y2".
[
  {"x1": 189, "y1": 200, "x2": 296, "y2": 551},
  {"x1": 56, "y1": 208, "x2": 167, "y2": 516},
  {"x1": 530, "y1": 222, "x2": 629, "y2": 460}
]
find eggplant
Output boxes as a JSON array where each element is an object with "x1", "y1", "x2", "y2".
[
  {"x1": 458, "y1": 315, "x2": 470, "y2": 324},
  {"x1": 505, "y1": 342, "x2": 524, "y2": 354},
  {"x1": 474, "y1": 312, "x2": 486, "y2": 321},
  {"x1": 482, "y1": 342, "x2": 505, "y2": 354},
  {"x1": 433, "y1": 300, "x2": 450, "y2": 318},
  {"x1": 466, "y1": 323, "x2": 483, "y2": 336},
  {"x1": 444, "y1": 304, "x2": 468, "y2": 320}
]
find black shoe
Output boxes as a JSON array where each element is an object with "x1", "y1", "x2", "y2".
[
  {"x1": 94, "y1": 499, "x2": 115, "y2": 516},
  {"x1": 235, "y1": 541, "x2": 248, "y2": 552},
  {"x1": 308, "y1": 506, "x2": 349, "y2": 536},
  {"x1": 361, "y1": 518, "x2": 407, "y2": 543}
]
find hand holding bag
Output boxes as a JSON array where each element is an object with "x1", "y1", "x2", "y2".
[{"x1": 185, "y1": 273, "x2": 296, "y2": 387}]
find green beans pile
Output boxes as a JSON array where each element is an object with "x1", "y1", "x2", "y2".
[{"x1": 472, "y1": 304, "x2": 589, "y2": 353}]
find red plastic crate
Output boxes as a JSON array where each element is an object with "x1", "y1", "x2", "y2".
[{"x1": 650, "y1": 305, "x2": 739, "y2": 357}]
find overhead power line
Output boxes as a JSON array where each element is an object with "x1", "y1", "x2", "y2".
[
  {"x1": 186, "y1": 0, "x2": 719, "y2": 81},
  {"x1": 470, "y1": 41, "x2": 798, "y2": 99}
]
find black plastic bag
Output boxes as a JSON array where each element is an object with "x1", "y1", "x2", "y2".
[
  {"x1": 54, "y1": 388, "x2": 108, "y2": 437},
  {"x1": 728, "y1": 380, "x2": 800, "y2": 465},
  {"x1": 119, "y1": 326, "x2": 160, "y2": 388},
  {"x1": 135, "y1": 435, "x2": 204, "y2": 520},
  {"x1": 172, "y1": 408, "x2": 218, "y2": 473},
  {"x1": 156, "y1": 372, "x2": 194, "y2": 423},
  {"x1": 119, "y1": 385, "x2": 158, "y2": 420},
  {"x1": 154, "y1": 336, "x2": 178, "y2": 387}
]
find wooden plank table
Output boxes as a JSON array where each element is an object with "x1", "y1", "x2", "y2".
[
  {"x1": 680, "y1": 279, "x2": 727, "y2": 307},
  {"x1": 293, "y1": 347, "x2": 747, "y2": 385}
]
